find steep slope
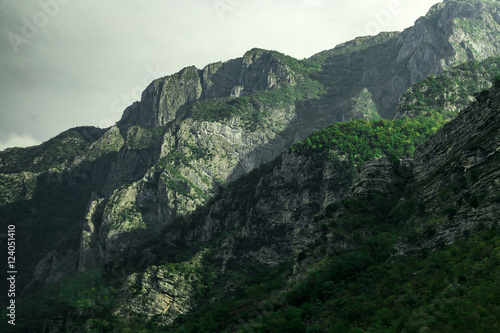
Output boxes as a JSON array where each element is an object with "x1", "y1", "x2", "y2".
[
  {"x1": 1, "y1": 48, "x2": 326, "y2": 301},
  {"x1": 0, "y1": 126, "x2": 107, "y2": 303},
  {"x1": 57, "y1": 116, "x2": 443, "y2": 328},
  {"x1": 118, "y1": 49, "x2": 298, "y2": 129},
  {"x1": 119, "y1": 71, "x2": 500, "y2": 333},
  {"x1": 395, "y1": 55, "x2": 500, "y2": 120},
  {"x1": 397, "y1": 79, "x2": 500, "y2": 252},
  {"x1": 308, "y1": 0, "x2": 500, "y2": 119}
]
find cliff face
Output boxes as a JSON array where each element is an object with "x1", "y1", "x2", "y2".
[
  {"x1": 21, "y1": 49, "x2": 307, "y2": 294},
  {"x1": 397, "y1": 0, "x2": 500, "y2": 81},
  {"x1": 309, "y1": 0, "x2": 500, "y2": 119},
  {"x1": 390, "y1": 0, "x2": 500, "y2": 113},
  {"x1": 107, "y1": 150, "x2": 355, "y2": 325},
  {"x1": 394, "y1": 56, "x2": 500, "y2": 120},
  {"x1": 398, "y1": 83, "x2": 500, "y2": 251},
  {"x1": 118, "y1": 50, "x2": 296, "y2": 129}
]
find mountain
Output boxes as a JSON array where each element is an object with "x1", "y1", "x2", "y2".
[
  {"x1": 157, "y1": 79, "x2": 500, "y2": 332},
  {"x1": 395, "y1": 55, "x2": 500, "y2": 120},
  {"x1": 308, "y1": 0, "x2": 500, "y2": 119},
  {"x1": 11, "y1": 68, "x2": 500, "y2": 333},
  {"x1": 1, "y1": 0, "x2": 500, "y2": 331}
]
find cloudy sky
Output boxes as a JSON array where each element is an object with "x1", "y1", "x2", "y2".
[{"x1": 0, "y1": 0, "x2": 441, "y2": 151}]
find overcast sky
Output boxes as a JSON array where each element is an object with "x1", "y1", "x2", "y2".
[{"x1": 0, "y1": 0, "x2": 441, "y2": 151}]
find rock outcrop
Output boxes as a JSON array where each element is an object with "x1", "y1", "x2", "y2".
[
  {"x1": 399, "y1": 82, "x2": 500, "y2": 251},
  {"x1": 397, "y1": 0, "x2": 500, "y2": 80},
  {"x1": 19, "y1": 49, "x2": 306, "y2": 295},
  {"x1": 309, "y1": 0, "x2": 500, "y2": 119},
  {"x1": 393, "y1": 55, "x2": 500, "y2": 120},
  {"x1": 118, "y1": 49, "x2": 296, "y2": 129}
]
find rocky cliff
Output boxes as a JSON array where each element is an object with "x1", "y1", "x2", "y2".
[
  {"x1": 308, "y1": 0, "x2": 500, "y2": 119},
  {"x1": 397, "y1": 80, "x2": 500, "y2": 252},
  {"x1": 118, "y1": 49, "x2": 297, "y2": 130},
  {"x1": 394, "y1": 55, "x2": 500, "y2": 120},
  {"x1": 397, "y1": 0, "x2": 500, "y2": 80},
  {"x1": 1, "y1": 46, "x2": 314, "y2": 295}
]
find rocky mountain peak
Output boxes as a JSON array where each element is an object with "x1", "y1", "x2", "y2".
[
  {"x1": 117, "y1": 49, "x2": 295, "y2": 130},
  {"x1": 396, "y1": 0, "x2": 500, "y2": 83}
]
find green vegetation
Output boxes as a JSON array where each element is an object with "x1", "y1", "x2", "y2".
[
  {"x1": 150, "y1": 76, "x2": 498, "y2": 332},
  {"x1": 0, "y1": 127, "x2": 103, "y2": 174},
  {"x1": 180, "y1": 66, "x2": 200, "y2": 82},
  {"x1": 305, "y1": 31, "x2": 403, "y2": 119},
  {"x1": 141, "y1": 193, "x2": 500, "y2": 333},
  {"x1": 6, "y1": 184, "x2": 499, "y2": 332},
  {"x1": 191, "y1": 79, "x2": 324, "y2": 130},
  {"x1": 4, "y1": 6, "x2": 500, "y2": 330},
  {"x1": 112, "y1": 201, "x2": 145, "y2": 232},
  {"x1": 308, "y1": 33, "x2": 399, "y2": 64},
  {"x1": 191, "y1": 52, "x2": 325, "y2": 131},
  {"x1": 290, "y1": 116, "x2": 441, "y2": 169},
  {"x1": 348, "y1": 88, "x2": 381, "y2": 121},
  {"x1": 0, "y1": 172, "x2": 37, "y2": 205},
  {"x1": 84, "y1": 126, "x2": 124, "y2": 161},
  {"x1": 417, "y1": 1, "x2": 447, "y2": 27},
  {"x1": 273, "y1": 51, "x2": 322, "y2": 75},
  {"x1": 0, "y1": 269, "x2": 110, "y2": 333},
  {"x1": 104, "y1": 183, "x2": 147, "y2": 232},
  {"x1": 5, "y1": 98, "x2": 498, "y2": 332},
  {"x1": 455, "y1": 17, "x2": 489, "y2": 40},
  {"x1": 143, "y1": 256, "x2": 216, "y2": 301},
  {"x1": 43, "y1": 253, "x2": 220, "y2": 331},
  {"x1": 126, "y1": 126, "x2": 165, "y2": 150},
  {"x1": 157, "y1": 151, "x2": 209, "y2": 204},
  {"x1": 397, "y1": 57, "x2": 500, "y2": 121},
  {"x1": 163, "y1": 262, "x2": 294, "y2": 333},
  {"x1": 283, "y1": 228, "x2": 499, "y2": 333}
]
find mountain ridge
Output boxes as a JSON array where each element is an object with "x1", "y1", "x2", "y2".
[{"x1": 14, "y1": 77, "x2": 499, "y2": 332}]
